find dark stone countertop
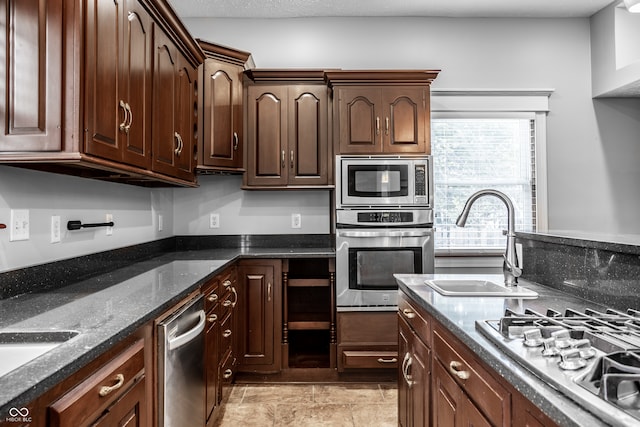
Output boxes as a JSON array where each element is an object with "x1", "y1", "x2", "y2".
[
  {"x1": 0, "y1": 247, "x2": 334, "y2": 417},
  {"x1": 395, "y1": 273, "x2": 612, "y2": 427}
]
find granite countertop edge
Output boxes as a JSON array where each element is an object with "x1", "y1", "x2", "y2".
[
  {"x1": 397, "y1": 276, "x2": 609, "y2": 427},
  {"x1": 0, "y1": 247, "x2": 334, "y2": 415}
]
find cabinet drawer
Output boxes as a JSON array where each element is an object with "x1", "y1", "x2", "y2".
[
  {"x1": 204, "y1": 281, "x2": 220, "y2": 313},
  {"x1": 398, "y1": 293, "x2": 431, "y2": 347},
  {"x1": 341, "y1": 349, "x2": 398, "y2": 369},
  {"x1": 337, "y1": 311, "x2": 398, "y2": 344},
  {"x1": 433, "y1": 327, "x2": 509, "y2": 426},
  {"x1": 49, "y1": 339, "x2": 145, "y2": 427}
]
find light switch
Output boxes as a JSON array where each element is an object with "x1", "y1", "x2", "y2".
[{"x1": 10, "y1": 209, "x2": 29, "y2": 241}]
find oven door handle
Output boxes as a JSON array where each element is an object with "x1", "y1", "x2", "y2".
[{"x1": 338, "y1": 230, "x2": 432, "y2": 238}]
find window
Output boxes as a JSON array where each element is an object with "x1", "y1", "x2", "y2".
[{"x1": 430, "y1": 90, "x2": 550, "y2": 255}]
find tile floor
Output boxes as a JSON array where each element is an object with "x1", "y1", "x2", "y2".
[{"x1": 214, "y1": 383, "x2": 398, "y2": 426}]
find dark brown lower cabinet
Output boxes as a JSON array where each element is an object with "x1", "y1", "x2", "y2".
[
  {"x1": 337, "y1": 311, "x2": 398, "y2": 372},
  {"x1": 399, "y1": 290, "x2": 561, "y2": 427},
  {"x1": 237, "y1": 259, "x2": 282, "y2": 373},
  {"x1": 398, "y1": 315, "x2": 430, "y2": 427}
]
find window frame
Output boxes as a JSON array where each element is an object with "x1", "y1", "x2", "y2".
[{"x1": 430, "y1": 89, "x2": 551, "y2": 258}]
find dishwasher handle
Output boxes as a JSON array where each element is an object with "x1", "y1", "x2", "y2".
[{"x1": 168, "y1": 310, "x2": 206, "y2": 351}]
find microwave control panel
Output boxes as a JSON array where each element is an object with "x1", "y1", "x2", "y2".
[{"x1": 415, "y1": 164, "x2": 427, "y2": 204}]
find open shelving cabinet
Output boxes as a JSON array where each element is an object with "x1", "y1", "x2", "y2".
[{"x1": 282, "y1": 258, "x2": 336, "y2": 369}]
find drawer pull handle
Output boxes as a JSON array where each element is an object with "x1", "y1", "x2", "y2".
[
  {"x1": 377, "y1": 357, "x2": 398, "y2": 364},
  {"x1": 449, "y1": 361, "x2": 470, "y2": 380},
  {"x1": 207, "y1": 294, "x2": 218, "y2": 303},
  {"x1": 223, "y1": 299, "x2": 233, "y2": 307},
  {"x1": 223, "y1": 280, "x2": 232, "y2": 288},
  {"x1": 223, "y1": 369, "x2": 233, "y2": 379},
  {"x1": 402, "y1": 308, "x2": 416, "y2": 319},
  {"x1": 99, "y1": 374, "x2": 124, "y2": 397},
  {"x1": 208, "y1": 314, "x2": 218, "y2": 323},
  {"x1": 222, "y1": 329, "x2": 232, "y2": 338}
]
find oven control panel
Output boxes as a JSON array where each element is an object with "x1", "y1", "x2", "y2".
[{"x1": 357, "y1": 211, "x2": 414, "y2": 223}]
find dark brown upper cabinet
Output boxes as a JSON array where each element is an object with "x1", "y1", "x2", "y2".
[
  {"x1": 0, "y1": 0, "x2": 63, "y2": 152},
  {"x1": 84, "y1": 0, "x2": 152, "y2": 170},
  {"x1": 326, "y1": 70, "x2": 439, "y2": 155},
  {"x1": 244, "y1": 70, "x2": 331, "y2": 189},
  {"x1": 0, "y1": 0, "x2": 204, "y2": 187},
  {"x1": 197, "y1": 40, "x2": 254, "y2": 173},
  {"x1": 151, "y1": 30, "x2": 198, "y2": 182}
]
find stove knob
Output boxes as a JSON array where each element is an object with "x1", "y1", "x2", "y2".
[
  {"x1": 523, "y1": 328, "x2": 544, "y2": 347},
  {"x1": 551, "y1": 329, "x2": 572, "y2": 349},
  {"x1": 572, "y1": 339, "x2": 596, "y2": 359},
  {"x1": 541, "y1": 337, "x2": 561, "y2": 357},
  {"x1": 558, "y1": 348, "x2": 587, "y2": 370}
]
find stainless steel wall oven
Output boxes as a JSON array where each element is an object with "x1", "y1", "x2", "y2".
[{"x1": 335, "y1": 155, "x2": 435, "y2": 310}]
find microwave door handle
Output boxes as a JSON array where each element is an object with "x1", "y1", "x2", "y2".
[{"x1": 339, "y1": 230, "x2": 431, "y2": 238}]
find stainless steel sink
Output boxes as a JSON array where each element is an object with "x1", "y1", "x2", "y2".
[
  {"x1": 0, "y1": 330, "x2": 79, "y2": 377},
  {"x1": 424, "y1": 279, "x2": 538, "y2": 298}
]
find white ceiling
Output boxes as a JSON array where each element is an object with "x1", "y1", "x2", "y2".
[{"x1": 168, "y1": 0, "x2": 618, "y2": 19}]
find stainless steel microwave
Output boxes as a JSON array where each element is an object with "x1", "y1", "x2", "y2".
[{"x1": 335, "y1": 155, "x2": 433, "y2": 208}]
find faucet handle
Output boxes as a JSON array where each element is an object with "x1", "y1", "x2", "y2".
[{"x1": 503, "y1": 254, "x2": 523, "y2": 277}]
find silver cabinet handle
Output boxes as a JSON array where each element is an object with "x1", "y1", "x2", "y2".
[
  {"x1": 124, "y1": 102, "x2": 132, "y2": 133},
  {"x1": 290, "y1": 150, "x2": 294, "y2": 169},
  {"x1": 119, "y1": 100, "x2": 129, "y2": 132},
  {"x1": 233, "y1": 132, "x2": 239, "y2": 150},
  {"x1": 449, "y1": 361, "x2": 470, "y2": 380},
  {"x1": 281, "y1": 150, "x2": 285, "y2": 168},
  {"x1": 230, "y1": 286, "x2": 238, "y2": 308},
  {"x1": 402, "y1": 308, "x2": 416, "y2": 319},
  {"x1": 99, "y1": 373, "x2": 125, "y2": 397},
  {"x1": 174, "y1": 132, "x2": 184, "y2": 156}
]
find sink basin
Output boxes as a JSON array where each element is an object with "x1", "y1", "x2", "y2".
[
  {"x1": 0, "y1": 330, "x2": 79, "y2": 377},
  {"x1": 424, "y1": 279, "x2": 538, "y2": 298}
]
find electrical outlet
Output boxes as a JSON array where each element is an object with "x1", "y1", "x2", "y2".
[
  {"x1": 209, "y1": 213, "x2": 220, "y2": 229},
  {"x1": 291, "y1": 213, "x2": 301, "y2": 229},
  {"x1": 106, "y1": 213, "x2": 113, "y2": 236},
  {"x1": 10, "y1": 209, "x2": 29, "y2": 241},
  {"x1": 158, "y1": 214, "x2": 163, "y2": 232},
  {"x1": 51, "y1": 216, "x2": 61, "y2": 243}
]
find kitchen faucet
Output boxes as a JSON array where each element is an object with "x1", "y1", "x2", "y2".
[{"x1": 455, "y1": 189, "x2": 522, "y2": 286}]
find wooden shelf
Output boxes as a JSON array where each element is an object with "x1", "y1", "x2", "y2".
[
  {"x1": 288, "y1": 278, "x2": 329, "y2": 287},
  {"x1": 289, "y1": 312, "x2": 330, "y2": 330}
]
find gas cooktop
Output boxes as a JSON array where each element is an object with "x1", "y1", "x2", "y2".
[{"x1": 476, "y1": 307, "x2": 640, "y2": 426}]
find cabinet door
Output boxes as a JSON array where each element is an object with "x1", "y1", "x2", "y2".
[
  {"x1": 237, "y1": 260, "x2": 282, "y2": 372},
  {"x1": 83, "y1": 0, "x2": 122, "y2": 161},
  {"x1": 287, "y1": 85, "x2": 328, "y2": 185},
  {"x1": 245, "y1": 86, "x2": 288, "y2": 186},
  {"x1": 398, "y1": 316, "x2": 430, "y2": 427},
  {"x1": 334, "y1": 87, "x2": 381, "y2": 154},
  {"x1": 432, "y1": 359, "x2": 462, "y2": 427},
  {"x1": 120, "y1": 0, "x2": 152, "y2": 168},
  {"x1": 0, "y1": 0, "x2": 62, "y2": 152},
  {"x1": 381, "y1": 87, "x2": 428, "y2": 154},
  {"x1": 201, "y1": 60, "x2": 243, "y2": 169},
  {"x1": 174, "y1": 54, "x2": 196, "y2": 181},
  {"x1": 151, "y1": 31, "x2": 178, "y2": 176}
]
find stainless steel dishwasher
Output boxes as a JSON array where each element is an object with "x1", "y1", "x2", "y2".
[{"x1": 158, "y1": 294, "x2": 206, "y2": 427}]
